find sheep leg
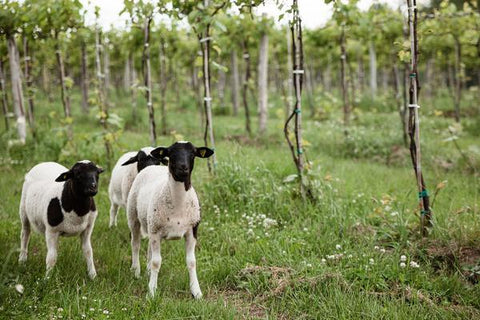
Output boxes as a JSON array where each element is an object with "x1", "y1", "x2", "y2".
[
  {"x1": 148, "y1": 232, "x2": 162, "y2": 298},
  {"x1": 185, "y1": 229, "x2": 202, "y2": 299},
  {"x1": 81, "y1": 223, "x2": 97, "y2": 279},
  {"x1": 109, "y1": 202, "x2": 119, "y2": 228},
  {"x1": 147, "y1": 243, "x2": 152, "y2": 274},
  {"x1": 45, "y1": 230, "x2": 59, "y2": 277},
  {"x1": 130, "y1": 220, "x2": 142, "y2": 278},
  {"x1": 19, "y1": 214, "x2": 31, "y2": 263}
]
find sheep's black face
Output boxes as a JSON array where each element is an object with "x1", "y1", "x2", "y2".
[
  {"x1": 56, "y1": 161, "x2": 104, "y2": 197},
  {"x1": 168, "y1": 142, "x2": 196, "y2": 186},
  {"x1": 121, "y1": 148, "x2": 168, "y2": 172},
  {"x1": 151, "y1": 142, "x2": 214, "y2": 191},
  {"x1": 137, "y1": 150, "x2": 162, "y2": 172}
]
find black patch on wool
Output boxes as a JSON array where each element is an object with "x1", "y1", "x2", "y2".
[
  {"x1": 47, "y1": 198, "x2": 63, "y2": 227},
  {"x1": 61, "y1": 180, "x2": 96, "y2": 216}
]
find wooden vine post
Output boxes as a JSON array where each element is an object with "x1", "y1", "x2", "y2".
[
  {"x1": 407, "y1": 0, "x2": 431, "y2": 236},
  {"x1": 284, "y1": 0, "x2": 308, "y2": 199},
  {"x1": 143, "y1": 15, "x2": 156, "y2": 146},
  {"x1": 199, "y1": 0, "x2": 218, "y2": 172}
]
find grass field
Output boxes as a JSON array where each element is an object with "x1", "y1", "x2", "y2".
[{"x1": 0, "y1": 89, "x2": 479, "y2": 319}]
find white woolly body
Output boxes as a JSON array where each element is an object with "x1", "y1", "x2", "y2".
[
  {"x1": 108, "y1": 147, "x2": 155, "y2": 208},
  {"x1": 127, "y1": 165, "x2": 201, "y2": 240},
  {"x1": 20, "y1": 162, "x2": 96, "y2": 236}
]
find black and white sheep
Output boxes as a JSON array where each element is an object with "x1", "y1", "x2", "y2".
[
  {"x1": 126, "y1": 141, "x2": 214, "y2": 298},
  {"x1": 108, "y1": 147, "x2": 165, "y2": 228},
  {"x1": 18, "y1": 160, "x2": 104, "y2": 279}
]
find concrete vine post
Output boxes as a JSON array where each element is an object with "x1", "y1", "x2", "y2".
[
  {"x1": 0, "y1": 59, "x2": 9, "y2": 131},
  {"x1": 406, "y1": 0, "x2": 431, "y2": 236},
  {"x1": 94, "y1": 10, "x2": 112, "y2": 168},
  {"x1": 7, "y1": 35, "x2": 27, "y2": 143}
]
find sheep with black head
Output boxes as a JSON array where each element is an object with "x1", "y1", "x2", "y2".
[
  {"x1": 18, "y1": 160, "x2": 103, "y2": 279},
  {"x1": 126, "y1": 141, "x2": 214, "y2": 298},
  {"x1": 108, "y1": 147, "x2": 166, "y2": 227}
]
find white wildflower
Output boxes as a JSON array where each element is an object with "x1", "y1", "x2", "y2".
[
  {"x1": 57, "y1": 308, "x2": 64, "y2": 312},
  {"x1": 335, "y1": 244, "x2": 342, "y2": 250},
  {"x1": 263, "y1": 218, "x2": 277, "y2": 229},
  {"x1": 390, "y1": 211, "x2": 399, "y2": 217},
  {"x1": 15, "y1": 284, "x2": 24, "y2": 294},
  {"x1": 303, "y1": 227, "x2": 308, "y2": 232},
  {"x1": 347, "y1": 254, "x2": 353, "y2": 259},
  {"x1": 321, "y1": 258, "x2": 326, "y2": 263},
  {"x1": 410, "y1": 261, "x2": 420, "y2": 268},
  {"x1": 380, "y1": 248, "x2": 386, "y2": 253},
  {"x1": 374, "y1": 246, "x2": 379, "y2": 250},
  {"x1": 369, "y1": 258, "x2": 374, "y2": 265},
  {"x1": 400, "y1": 255, "x2": 407, "y2": 262},
  {"x1": 81, "y1": 296, "x2": 87, "y2": 300},
  {"x1": 306, "y1": 263, "x2": 312, "y2": 268},
  {"x1": 400, "y1": 262, "x2": 406, "y2": 268},
  {"x1": 384, "y1": 205, "x2": 391, "y2": 212},
  {"x1": 247, "y1": 229, "x2": 254, "y2": 236},
  {"x1": 103, "y1": 310, "x2": 109, "y2": 315}
]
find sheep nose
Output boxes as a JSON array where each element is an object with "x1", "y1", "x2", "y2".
[
  {"x1": 91, "y1": 182, "x2": 97, "y2": 189},
  {"x1": 179, "y1": 164, "x2": 188, "y2": 171}
]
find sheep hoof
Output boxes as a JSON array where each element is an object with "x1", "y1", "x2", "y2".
[
  {"x1": 18, "y1": 253, "x2": 27, "y2": 264},
  {"x1": 88, "y1": 270, "x2": 97, "y2": 280},
  {"x1": 191, "y1": 290, "x2": 203, "y2": 300},
  {"x1": 148, "y1": 287, "x2": 156, "y2": 298},
  {"x1": 131, "y1": 266, "x2": 141, "y2": 279}
]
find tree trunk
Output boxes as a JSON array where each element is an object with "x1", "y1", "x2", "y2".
[
  {"x1": 231, "y1": 49, "x2": 240, "y2": 116},
  {"x1": 129, "y1": 54, "x2": 138, "y2": 121},
  {"x1": 103, "y1": 38, "x2": 110, "y2": 107},
  {"x1": 7, "y1": 35, "x2": 26, "y2": 143},
  {"x1": 393, "y1": 61, "x2": 407, "y2": 146},
  {"x1": 425, "y1": 57, "x2": 433, "y2": 101},
  {"x1": 200, "y1": 17, "x2": 217, "y2": 171},
  {"x1": 95, "y1": 22, "x2": 112, "y2": 167},
  {"x1": 258, "y1": 29, "x2": 269, "y2": 135},
  {"x1": 242, "y1": 39, "x2": 252, "y2": 135},
  {"x1": 369, "y1": 40, "x2": 377, "y2": 98},
  {"x1": 305, "y1": 65, "x2": 315, "y2": 117},
  {"x1": 407, "y1": 0, "x2": 431, "y2": 236},
  {"x1": 340, "y1": 28, "x2": 350, "y2": 127},
  {"x1": 124, "y1": 58, "x2": 130, "y2": 91},
  {"x1": 217, "y1": 68, "x2": 226, "y2": 109},
  {"x1": 286, "y1": 27, "x2": 293, "y2": 117},
  {"x1": 23, "y1": 37, "x2": 35, "y2": 136},
  {"x1": 159, "y1": 40, "x2": 167, "y2": 135},
  {"x1": 0, "y1": 59, "x2": 10, "y2": 131},
  {"x1": 143, "y1": 17, "x2": 156, "y2": 146},
  {"x1": 284, "y1": 3, "x2": 310, "y2": 200},
  {"x1": 453, "y1": 37, "x2": 462, "y2": 122},
  {"x1": 192, "y1": 64, "x2": 204, "y2": 128},
  {"x1": 81, "y1": 41, "x2": 89, "y2": 113},
  {"x1": 54, "y1": 32, "x2": 71, "y2": 119},
  {"x1": 358, "y1": 54, "x2": 365, "y2": 92}
]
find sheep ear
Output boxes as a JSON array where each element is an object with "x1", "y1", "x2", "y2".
[
  {"x1": 195, "y1": 147, "x2": 214, "y2": 158},
  {"x1": 97, "y1": 166, "x2": 104, "y2": 174},
  {"x1": 55, "y1": 171, "x2": 73, "y2": 182},
  {"x1": 121, "y1": 156, "x2": 138, "y2": 166},
  {"x1": 151, "y1": 147, "x2": 169, "y2": 159}
]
